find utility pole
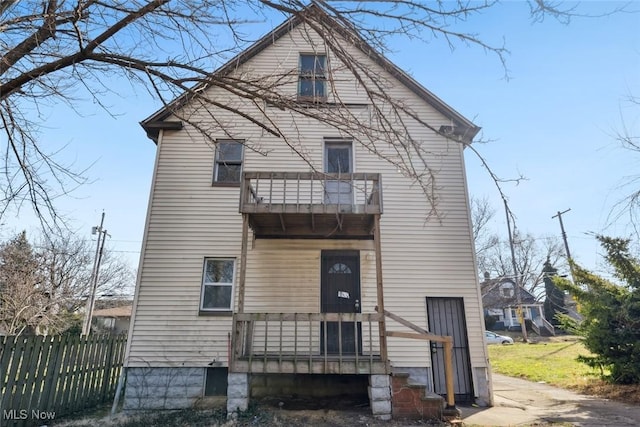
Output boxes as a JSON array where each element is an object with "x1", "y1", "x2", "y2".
[
  {"x1": 82, "y1": 212, "x2": 108, "y2": 336},
  {"x1": 552, "y1": 208, "x2": 572, "y2": 260},
  {"x1": 552, "y1": 208, "x2": 575, "y2": 282},
  {"x1": 504, "y1": 200, "x2": 528, "y2": 342}
]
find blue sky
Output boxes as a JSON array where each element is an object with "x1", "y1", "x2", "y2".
[{"x1": 5, "y1": 1, "x2": 639, "y2": 284}]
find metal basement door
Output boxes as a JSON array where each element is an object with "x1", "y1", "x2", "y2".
[{"x1": 426, "y1": 297, "x2": 474, "y2": 402}]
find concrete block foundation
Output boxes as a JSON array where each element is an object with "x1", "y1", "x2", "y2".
[
  {"x1": 369, "y1": 374, "x2": 392, "y2": 420},
  {"x1": 227, "y1": 373, "x2": 249, "y2": 417},
  {"x1": 123, "y1": 367, "x2": 204, "y2": 410}
]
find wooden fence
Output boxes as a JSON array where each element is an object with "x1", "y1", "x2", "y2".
[{"x1": 1, "y1": 334, "x2": 127, "y2": 427}]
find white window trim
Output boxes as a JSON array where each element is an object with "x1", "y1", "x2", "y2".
[
  {"x1": 323, "y1": 138, "x2": 355, "y2": 173},
  {"x1": 200, "y1": 258, "x2": 236, "y2": 312}
]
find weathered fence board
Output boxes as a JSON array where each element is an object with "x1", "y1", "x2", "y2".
[{"x1": 1, "y1": 334, "x2": 126, "y2": 427}]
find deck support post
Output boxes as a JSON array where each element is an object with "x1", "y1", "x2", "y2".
[
  {"x1": 227, "y1": 215, "x2": 251, "y2": 418},
  {"x1": 443, "y1": 338, "x2": 456, "y2": 409},
  {"x1": 373, "y1": 214, "x2": 388, "y2": 363},
  {"x1": 238, "y1": 214, "x2": 249, "y2": 313},
  {"x1": 231, "y1": 214, "x2": 250, "y2": 371}
]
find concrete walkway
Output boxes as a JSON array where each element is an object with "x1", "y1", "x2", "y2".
[{"x1": 459, "y1": 374, "x2": 640, "y2": 426}]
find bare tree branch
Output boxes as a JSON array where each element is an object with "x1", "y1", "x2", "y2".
[
  {"x1": 0, "y1": 230, "x2": 134, "y2": 335},
  {"x1": 0, "y1": 0, "x2": 626, "y2": 226}
]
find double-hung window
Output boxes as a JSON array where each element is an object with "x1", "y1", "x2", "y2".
[
  {"x1": 214, "y1": 140, "x2": 243, "y2": 184},
  {"x1": 200, "y1": 258, "x2": 235, "y2": 312},
  {"x1": 298, "y1": 54, "x2": 326, "y2": 100}
]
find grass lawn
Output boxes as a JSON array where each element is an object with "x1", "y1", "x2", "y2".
[
  {"x1": 488, "y1": 339, "x2": 600, "y2": 389},
  {"x1": 488, "y1": 338, "x2": 640, "y2": 405}
]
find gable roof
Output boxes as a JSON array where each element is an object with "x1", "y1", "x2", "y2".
[
  {"x1": 141, "y1": 5, "x2": 480, "y2": 143},
  {"x1": 481, "y1": 277, "x2": 538, "y2": 309}
]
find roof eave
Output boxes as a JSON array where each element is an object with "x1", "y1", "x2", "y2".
[{"x1": 140, "y1": 120, "x2": 184, "y2": 144}]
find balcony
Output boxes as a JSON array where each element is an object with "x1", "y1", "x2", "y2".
[
  {"x1": 239, "y1": 172, "x2": 382, "y2": 238},
  {"x1": 230, "y1": 312, "x2": 389, "y2": 375}
]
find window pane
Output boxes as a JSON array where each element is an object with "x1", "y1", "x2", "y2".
[
  {"x1": 310, "y1": 55, "x2": 326, "y2": 75},
  {"x1": 314, "y1": 80, "x2": 325, "y2": 97},
  {"x1": 329, "y1": 263, "x2": 352, "y2": 274},
  {"x1": 217, "y1": 142, "x2": 242, "y2": 162},
  {"x1": 216, "y1": 164, "x2": 241, "y2": 183},
  {"x1": 299, "y1": 79, "x2": 315, "y2": 97},
  {"x1": 205, "y1": 259, "x2": 234, "y2": 283},
  {"x1": 300, "y1": 55, "x2": 316, "y2": 73},
  {"x1": 299, "y1": 79, "x2": 325, "y2": 97},
  {"x1": 203, "y1": 285, "x2": 232, "y2": 309},
  {"x1": 326, "y1": 147, "x2": 351, "y2": 173}
]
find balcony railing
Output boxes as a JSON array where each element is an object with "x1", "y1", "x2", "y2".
[
  {"x1": 230, "y1": 312, "x2": 388, "y2": 375},
  {"x1": 240, "y1": 172, "x2": 382, "y2": 215}
]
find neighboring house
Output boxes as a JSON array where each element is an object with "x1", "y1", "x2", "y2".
[
  {"x1": 480, "y1": 273, "x2": 555, "y2": 336},
  {"x1": 124, "y1": 7, "x2": 492, "y2": 420},
  {"x1": 92, "y1": 305, "x2": 132, "y2": 335}
]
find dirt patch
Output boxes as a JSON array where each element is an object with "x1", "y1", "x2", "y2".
[
  {"x1": 243, "y1": 406, "x2": 446, "y2": 427},
  {"x1": 571, "y1": 381, "x2": 640, "y2": 405},
  {"x1": 53, "y1": 403, "x2": 448, "y2": 427}
]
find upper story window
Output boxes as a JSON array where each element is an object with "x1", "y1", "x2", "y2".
[
  {"x1": 214, "y1": 140, "x2": 243, "y2": 184},
  {"x1": 298, "y1": 54, "x2": 326, "y2": 100}
]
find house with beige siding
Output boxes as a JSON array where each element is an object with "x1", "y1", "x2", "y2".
[{"x1": 124, "y1": 6, "x2": 492, "y2": 420}]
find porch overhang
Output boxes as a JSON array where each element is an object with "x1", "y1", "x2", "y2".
[{"x1": 240, "y1": 172, "x2": 382, "y2": 239}]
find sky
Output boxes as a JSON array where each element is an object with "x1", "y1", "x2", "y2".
[{"x1": 4, "y1": 1, "x2": 639, "y2": 289}]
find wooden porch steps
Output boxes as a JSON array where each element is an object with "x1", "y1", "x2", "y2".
[{"x1": 391, "y1": 373, "x2": 444, "y2": 420}]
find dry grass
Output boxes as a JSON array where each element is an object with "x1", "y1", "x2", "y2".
[{"x1": 572, "y1": 382, "x2": 640, "y2": 405}]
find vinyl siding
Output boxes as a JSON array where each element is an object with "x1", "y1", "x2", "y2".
[{"x1": 127, "y1": 23, "x2": 487, "y2": 374}]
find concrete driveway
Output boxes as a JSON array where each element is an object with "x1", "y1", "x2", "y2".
[{"x1": 460, "y1": 374, "x2": 640, "y2": 426}]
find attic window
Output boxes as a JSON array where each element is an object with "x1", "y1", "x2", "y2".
[
  {"x1": 500, "y1": 283, "x2": 514, "y2": 298},
  {"x1": 298, "y1": 54, "x2": 326, "y2": 100}
]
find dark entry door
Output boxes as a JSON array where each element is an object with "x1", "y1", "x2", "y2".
[
  {"x1": 321, "y1": 251, "x2": 361, "y2": 355},
  {"x1": 426, "y1": 297, "x2": 474, "y2": 402}
]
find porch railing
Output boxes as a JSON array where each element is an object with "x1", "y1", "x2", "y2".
[
  {"x1": 539, "y1": 317, "x2": 556, "y2": 336},
  {"x1": 240, "y1": 172, "x2": 382, "y2": 214},
  {"x1": 230, "y1": 312, "x2": 387, "y2": 374}
]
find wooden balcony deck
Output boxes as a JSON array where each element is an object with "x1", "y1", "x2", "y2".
[
  {"x1": 230, "y1": 312, "x2": 389, "y2": 375},
  {"x1": 239, "y1": 172, "x2": 382, "y2": 238}
]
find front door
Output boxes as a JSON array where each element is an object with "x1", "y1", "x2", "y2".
[
  {"x1": 321, "y1": 251, "x2": 361, "y2": 354},
  {"x1": 324, "y1": 141, "x2": 353, "y2": 205},
  {"x1": 426, "y1": 297, "x2": 474, "y2": 402}
]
